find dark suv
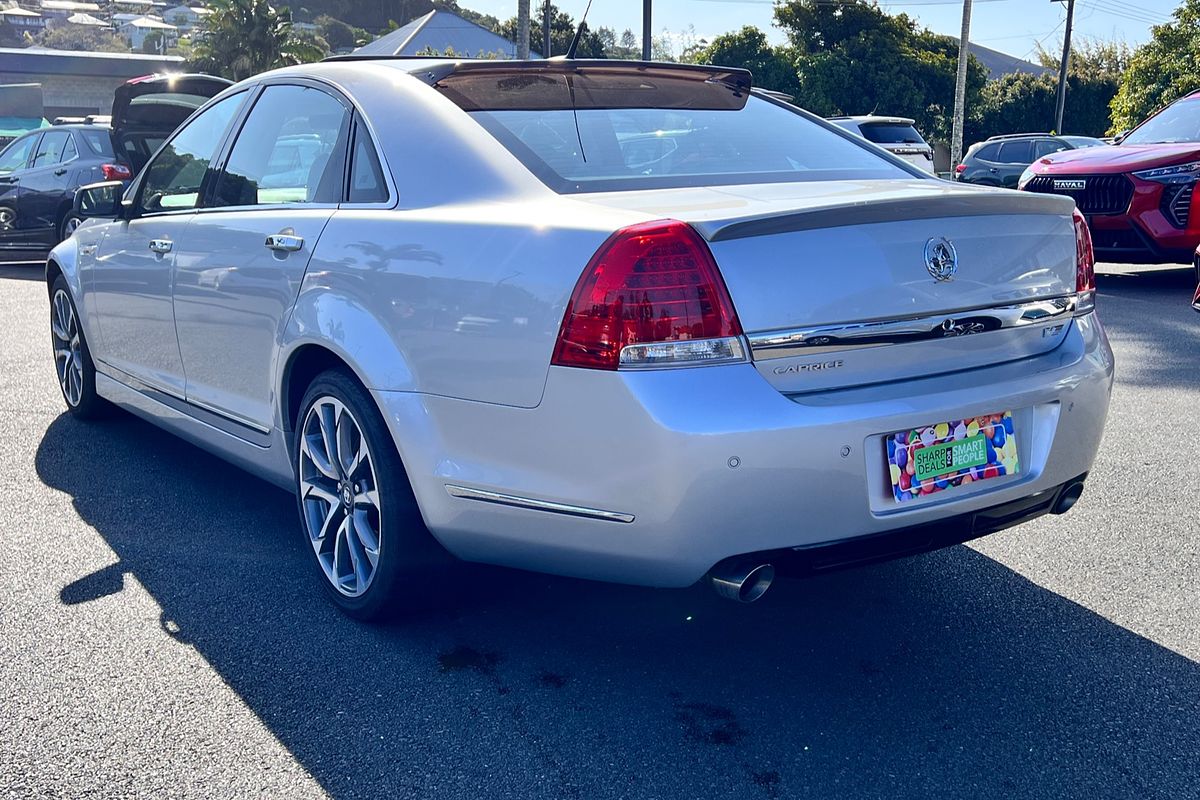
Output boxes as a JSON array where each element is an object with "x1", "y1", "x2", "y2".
[
  {"x1": 957, "y1": 133, "x2": 1106, "y2": 188},
  {"x1": 0, "y1": 73, "x2": 231, "y2": 253}
]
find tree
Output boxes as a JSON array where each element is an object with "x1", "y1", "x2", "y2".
[
  {"x1": 315, "y1": 14, "x2": 370, "y2": 52},
  {"x1": 773, "y1": 0, "x2": 987, "y2": 144},
  {"x1": 691, "y1": 27, "x2": 799, "y2": 96},
  {"x1": 1110, "y1": 1, "x2": 1200, "y2": 134},
  {"x1": 497, "y1": 3, "x2": 604, "y2": 57},
  {"x1": 36, "y1": 22, "x2": 128, "y2": 53},
  {"x1": 189, "y1": 0, "x2": 325, "y2": 81}
]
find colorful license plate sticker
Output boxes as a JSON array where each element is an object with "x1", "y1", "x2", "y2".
[{"x1": 886, "y1": 411, "x2": 1019, "y2": 503}]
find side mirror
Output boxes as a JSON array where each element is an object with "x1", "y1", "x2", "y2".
[
  {"x1": 73, "y1": 181, "x2": 126, "y2": 222},
  {"x1": 1113, "y1": 129, "x2": 1131, "y2": 144}
]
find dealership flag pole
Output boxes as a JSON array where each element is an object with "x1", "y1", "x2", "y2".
[{"x1": 951, "y1": 0, "x2": 974, "y2": 171}]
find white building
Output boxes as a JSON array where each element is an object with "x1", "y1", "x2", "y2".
[
  {"x1": 38, "y1": 0, "x2": 100, "y2": 20},
  {"x1": 118, "y1": 15, "x2": 176, "y2": 50},
  {"x1": 0, "y1": 6, "x2": 46, "y2": 30},
  {"x1": 162, "y1": 5, "x2": 209, "y2": 31}
]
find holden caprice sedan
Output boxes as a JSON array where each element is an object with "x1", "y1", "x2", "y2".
[{"x1": 48, "y1": 58, "x2": 1114, "y2": 618}]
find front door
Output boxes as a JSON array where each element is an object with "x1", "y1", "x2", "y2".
[
  {"x1": 91, "y1": 90, "x2": 248, "y2": 396},
  {"x1": 172, "y1": 83, "x2": 351, "y2": 431},
  {"x1": 0, "y1": 132, "x2": 38, "y2": 248}
]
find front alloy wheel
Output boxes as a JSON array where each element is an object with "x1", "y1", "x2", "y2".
[{"x1": 49, "y1": 276, "x2": 104, "y2": 417}]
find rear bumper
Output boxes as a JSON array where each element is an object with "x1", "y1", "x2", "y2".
[
  {"x1": 374, "y1": 314, "x2": 1114, "y2": 588},
  {"x1": 752, "y1": 473, "x2": 1086, "y2": 576}
]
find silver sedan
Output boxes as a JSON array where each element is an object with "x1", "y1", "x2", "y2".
[{"x1": 48, "y1": 58, "x2": 1114, "y2": 619}]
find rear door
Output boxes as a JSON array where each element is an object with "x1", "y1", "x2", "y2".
[
  {"x1": 19, "y1": 129, "x2": 75, "y2": 244},
  {"x1": 172, "y1": 82, "x2": 352, "y2": 432},
  {"x1": 995, "y1": 140, "x2": 1034, "y2": 188}
]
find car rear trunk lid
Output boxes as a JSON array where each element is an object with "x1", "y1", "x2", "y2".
[{"x1": 580, "y1": 180, "x2": 1081, "y2": 393}]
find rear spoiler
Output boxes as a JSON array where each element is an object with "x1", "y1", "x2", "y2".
[{"x1": 323, "y1": 56, "x2": 753, "y2": 111}]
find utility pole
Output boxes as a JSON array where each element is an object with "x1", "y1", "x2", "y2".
[
  {"x1": 951, "y1": 0, "x2": 973, "y2": 169},
  {"x1": 543, "y1": 0, "x2": 551, "y2": 57},
  {"x1": 1053, "y1": 0, "x2": 1076, "y2": 134},
  {"x1": 517, "y1": 0, "x2": 530, "y2": 59},
  {"x1": 642, "y1": 0, "x2": 651, "y2": 60}
]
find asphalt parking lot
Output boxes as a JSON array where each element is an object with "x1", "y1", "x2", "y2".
[{"x1": 1, "y1": 260, "x2": 1197, "y2": 799}]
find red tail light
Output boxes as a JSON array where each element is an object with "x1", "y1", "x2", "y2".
[
  {"x1": 101, "y1": 163, "x2": 132, "y2": 181},
  {"x1": 1073, "y1": 207, "x2": 1096, "y2": 314},
  {"x1": 954, "y1": 164, "x2": 967, "y2": 174},
  {"x1": 551, "y1": 220, "x2": 744, "y2": 370}
]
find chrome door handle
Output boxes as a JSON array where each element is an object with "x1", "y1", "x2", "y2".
[
  {"x1": 265, "y1": 233, "x2": 303, "y2": 252},
  {"x1": 148, "y1": 238, "x2": 172, "y2": 254}
]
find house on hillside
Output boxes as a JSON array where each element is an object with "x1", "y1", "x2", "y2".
[
  {"x1": 0, "y1": 6, "x2": 46, "y2": 31},
  {"x1": 354, "y1": 9, "x2": 534, "y2": 59},
  {"x1": 118, "y1": 15, "x2": 176, "y2": 50},
  {"x1": 163, "y1": 5, "x2": 209, "y2": 32},
  {"x1": 38, "y1": 0, "x2": 100, "y2": 20}
]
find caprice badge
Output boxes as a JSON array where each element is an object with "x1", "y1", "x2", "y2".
[{"x1": 924, "y1": 237, "x2": 958, "y2": 282}]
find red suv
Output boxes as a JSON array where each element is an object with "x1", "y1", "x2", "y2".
[{"x1": 1020, "y1": 92, "x2": 1200, "y2": 264}]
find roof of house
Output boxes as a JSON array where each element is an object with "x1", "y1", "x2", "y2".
[
  {"x1": 119, "y1": 15, "x2": 176, "y2": 30},
  {"x1": 949, "y1": 39, "x2": 1052, "y2": 80},
  {"x1": 354, "y1": 9, "x2": 535, "y2": 59},
  {"x1": 40, "y1": 0, "x2": 101, "y2": 11},
  {"x1": 66, "y1": 11, "x2": 106, "y2": 25},
  {"x1": 0, "y1": 7, "x2": 42, "y2": 17}
]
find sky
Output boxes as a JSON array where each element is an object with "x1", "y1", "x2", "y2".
[{"x1": 463, "y1": 0, "x2": 1181, "y2": 60}]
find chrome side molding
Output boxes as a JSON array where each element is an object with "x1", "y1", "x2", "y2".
[
  {"x1": 748, "y1": 295, "x2": 1081, "y2": 360},
  {"x1": 444, "y1": 485, "x2": 635, "y2": 524}
]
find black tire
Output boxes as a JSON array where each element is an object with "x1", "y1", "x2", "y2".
[
  {"x1": 293, "y1": 369, "x2": 448, "y2": 620},
  {"x1": 49, "y1": 275, "x2": 106, "y2": 419},
  {"x1": 58, "y1": 211, "x2": 83, "y2": 243}
]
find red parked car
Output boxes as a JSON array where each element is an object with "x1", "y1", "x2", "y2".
[{"x1": 1020, "y1": 92, "x2": 1200, "y2": 264}]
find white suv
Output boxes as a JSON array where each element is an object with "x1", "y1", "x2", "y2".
[{"x1": 828, "y1": 115, "x2": 936, "y2": 174}]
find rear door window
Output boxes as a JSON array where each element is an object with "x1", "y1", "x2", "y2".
[
  {"x1": 973, "y1": 143, "x2": 1001, "y2": 162},
  {"x1": 996, "y1": 140, "x2": 1034, "y2": 164},
  {"x1": 30, "y1": 131, "x2": 70, "y2": 169},
  {"x1": 78, "y1": 128, "x2": 115, "y2": 157}
]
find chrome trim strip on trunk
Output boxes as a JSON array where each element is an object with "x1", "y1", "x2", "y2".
[
  {"x1": 444, "y1": 485, "x2": 635, "y2": 524},
  {"x1": 748, "y1": 295, "x2": 1080, "y2": 360}
]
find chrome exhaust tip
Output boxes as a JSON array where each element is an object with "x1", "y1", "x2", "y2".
[
  {"x1": 710, "y1": 561, "x2": 775, "y2": 603},
  {"x1": 1053, "y1": 481, "x2": 1085, "y2": 515}
]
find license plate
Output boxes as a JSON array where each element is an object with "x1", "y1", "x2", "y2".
[{"x1": 886, "y1": 412, "x2": 1018, "y2": 503}]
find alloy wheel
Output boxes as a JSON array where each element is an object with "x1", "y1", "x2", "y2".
[
  {"x1": 298, "y1": 396, "x2": 383, "y2": 597},
  {"x1": 51, "y1": 288, "x2": 83, "y2": 407}
]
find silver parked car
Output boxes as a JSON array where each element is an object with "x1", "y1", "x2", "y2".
[{"x1": 49, "y1": 59, "x2": 1113, "y2": 618}]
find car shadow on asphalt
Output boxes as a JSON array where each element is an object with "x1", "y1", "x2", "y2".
[
  {"x1": 36, "y1": 411, "x2": 1200, "y2": 799},
  {"x1": 1095, "y1": 266, "x2": 1199, "y2": 391}
]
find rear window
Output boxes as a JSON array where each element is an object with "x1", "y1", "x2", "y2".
[
  {"x1": 973, "y1": 143, "x2": 1001, "y2": 161},
  {"x1": 78, "y1": 128, "x2": 114, "y2": 157},
  {"x1": 997, "y1": 140, "x2": 1034, "y2": 163},
  {"x1": 859, "y1": 123, "x2": 926, "y2": 146},
  {"x1": 448, "y1": 71, "x2": 909, "y2": 193}
]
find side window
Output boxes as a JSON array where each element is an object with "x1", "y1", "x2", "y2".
[
  {"x1": 31, "y1": 131, "x2": 70, "y2": 169},
  {"x1": 997, "y1": 140, "x2": 1033, "y2": 164},
  {"x1": 139, "y1": 91, "x2": 246, "y2": 213},
  {"x1": 973, "y1": 143, "x2": 1000, "y2": 162},
  {"x1": 348, "y1": 122, "x2": 388, "y2": 203},
  {"x1": 0, "y1": 134, "x2": 36, "y2": 173},
  {"x1": 1034, "y1": 139, "x2": 1068, "y2": 159},
  {"x1": 212, "y1": 85, "x2": 350, "y2": 208}
]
